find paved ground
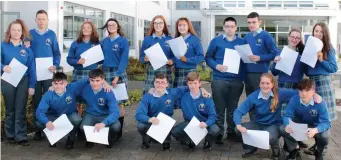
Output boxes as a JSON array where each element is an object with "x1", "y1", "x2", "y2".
[{"x1": 2, "y1": 77, "x2": 341, "y2": 160}]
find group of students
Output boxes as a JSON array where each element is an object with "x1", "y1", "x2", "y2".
[{"x1": 1, "y1": 9, "x2": 338, "y2": 160}]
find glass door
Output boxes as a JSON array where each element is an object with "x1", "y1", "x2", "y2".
[{"x1": 1, "y1": 12, "x2": 20, "y2": 41}]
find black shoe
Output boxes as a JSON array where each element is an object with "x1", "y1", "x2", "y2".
[
  {"x1": 163, "y1": 142, "x2": 171, "y2": 151},
  {"x1": 18, "y1": 140, "x2": 29, "y2": 146},
  {"x1": 215, "y1": 135, "x2": 224, "y2": 145},
  {"x1": 242, "y1": 148, "x2": 257, "y2": 158},
  {"x1": 49, "y1": 143, "x2": 57, "y2": 148},
  {"x1": 287, "y1": 149, "x2": 299, "y2": 160},
  {"x1": 106, "y1": 140, "x2": 115, "y2": 148},
  {"x1": 298, "y1": 141, "x2": 308, "y2": 148},
  {"x1": 85, "y1": 142, "x2": 94, "y2": 148},
  {"x1": 141, "y1": 142, "x2": 150, "y2": 149},
  {"x1": 7, "y1": 138, "x2": 16, "y2": 144},
  {"x1": 65, "y1": 137, "x2": 74, "y2": 149},
  {"x1": 188, "y1": 141, "x2": 196, "y2": 150},
  {"x1": 304, "y1": 144, "x2": 316, "y2": 155},
  {"x1": 314, "y1": 151, "x2": 323, "y2": 160},
  {"x1": 33, "y1": 131, "x2": 42, "y2": 141},
  {"x1": 203, "y1": 139, "x2": 212, "y2": 150}
]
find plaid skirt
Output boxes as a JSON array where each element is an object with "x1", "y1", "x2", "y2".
[
  {"x1": 173, "y1": 68, "x2": 197, "y2": 88},
  {"x1": 103, "y1": 67, "x2": 129, "y2": 104},
  {"x1": 278, "y1": 82, "x2": 299, "y2": 116},
  {"x1": 72, "y1": 69, "x2": 92, "y2": 82},
  {"x1": 310, "y1": 75, "x2": 337, "y2": 121},
  {"x1": 144, "y1": 64, "x2": 172, "y2": 93}
]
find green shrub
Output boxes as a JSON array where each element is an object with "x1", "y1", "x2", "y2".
[
  {"x1": 123, "y1": 89, "x2": 143, "y2": 106},
  {"x1": 197, "y1": 66, "x2": 211, "y2": 82}
]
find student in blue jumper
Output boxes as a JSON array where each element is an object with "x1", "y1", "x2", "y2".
[
  {"x1": 234, "y1": 73, "x2": 300, "y2": 159},
  {"x1": 79, "y1": 69, "x2": 120, "y2": 148},
  {"x1": 280, "y1": 79, "x2": 330, "y2": 160},
  {"x1": 271, "y1": 28, "x2": 309, "y2": 149},
  {"x1": 28, "y1": 10, "x2": 61, "y2": 141},
  {"x1": 1, "y1": 19, "x2": 36, "y2": 146},
  {"x1": 172, "y1": 17, "x2": 204, "y2": 109},
  {"x1": 140, "y1": 15, "x2": 174, "y2": 94},
  {"x1": 244, "y1": 12, "x2": 278, "y2": 120},
  {"x1": 171, "y1": 72, "x2": 219, "y2": 151},
  {"x1": 173, "y1": 17, "x2": 204, "y2": 88},
  {"x1": 304, "y1": 22, "x2": 338, "y2": 156},
  {"x1": 205, "y1": 17, "x2": 245, "y2": 144},
  {"x1": 135, "y1": 72, "x2": 210, "y2": 151},
  {"x1": 100, "y1": 18, "x2": 130, "y2": 142}
]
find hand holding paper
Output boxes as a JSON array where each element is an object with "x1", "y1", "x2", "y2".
[
  {"x1": 300, "y1": 36, "x2": 323, "y2": 68},
  {"x1": 1, "y1": 58, "x2": 28, "y2": 87},
  {"x1": 184, "y1": 117, "x2": 208, "y2": 145},
  {"x1": 167, "y1": 36, "x2": 187, "y2": 59},
  {"x1": 147, "y1": 112, "x2": 176, "y2": 144},
  {"x1": 36, "y1": 57, "x2": 53, "y2": 81},
  {"x1": 80, "y1": 45, "x2": 104, "y2": 68},
  {"x1": 223, "y1": 48, "x2": 241, "y2": 74},
  {"x1": 144, "y1": 43, "x2": 168, "y2": 70},
  {"x1": 275, "y1": 46, "x2": 299, "y2": 76},
  {"x1": 242, "y1": 130, "x2": 270, "y2": 150},
  {"x1": 83, "y1": 126, "x2": 109, "y2": 145},
  {"x1": 234, "y1": 44, "x2": 256, "y2": 64},
  {"x1": 289, "y1": 119, "x2": 308, "y2": 141},
  {"x1": 111, "y1": 83, "x2": 128, "y2": 101},
  {"x1": 43, "y1": 114, "x2": 74, "y2": 145}
]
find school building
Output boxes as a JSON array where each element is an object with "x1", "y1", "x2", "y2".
[{"x1": 1, "y1": 0, "x2": 341, "y2": 72}]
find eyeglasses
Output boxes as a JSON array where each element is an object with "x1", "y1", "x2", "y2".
[
  {"x1": 155, "y1": 81, "x2": 167, "y2": 85},
  {"x1": 154, "y1": 22, "x2": 164, "y2": 26},
  {"x1": 223, "y1": 25, "x2": 236, "y2": 29},
  {"x1": 108, "y1": 24, "x2": 117, "y2": 28},
  {"x1": 289, "y1": 36, "x2": 301, "y2": 40}
]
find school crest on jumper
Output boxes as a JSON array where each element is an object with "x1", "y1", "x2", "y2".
[
  {"x1": 20, "y1": 49, "x2": 26, "y2": 56},
  {"x1": 98, "y1": 98, "x2": 106, "y2": 106},
  {"x1": 199, "y1": 103, "x2": 205, "y2": 111},
  {"x1": 256, "y1": 38, "x2": 262, "y2": 45},
  {"x1": 46, "y1": 38, "x2": 51, "y2": 45},
  {"x1": 165, "y1": 99, "x2": 172, "y2": 105},
  {"x1": 112, "y1": 44, "x2": 119, "y2": 51},
  {"x1": 310, "y1": 109, "x2": 318, "y2": 117},
  {"x1": 65, "y1": 96, "x2": 72, "y2": 104}
]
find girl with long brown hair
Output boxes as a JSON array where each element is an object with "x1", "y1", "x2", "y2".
[
  {"x1": 1, "y1": 19, "x2": 36, "y2": 146},
  {"x1": 100, "y1": 18, "x2": 130, "y2": 146},
  {"x1": 139, "y1": 15, "x2": 174, "y2": 94},
  {"x1": 304, "y1": 22, "x2": 338, "y2": 155},
  {"x1": 233, "y1": 73, "x2": 299, "y2": 159},
  {"x1": 173, "y1": 17, "x2": 204, "y2": 89}
]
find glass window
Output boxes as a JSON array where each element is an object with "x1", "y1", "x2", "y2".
[
  {"x1": 238, "y1": 1, "x2": 245, "y2": 7},
  {"x1": 167, "y1": 1, "x2": 172, "y2": 9},
  {"x1": 63, "y1": 2, "x2": 104, "y2": 52},
  {"x1": 268, "y1": 1, "x2": 282, "y2": 8},
  {"x1": 284, "y1": 1, "x2": 297, "y2": 7},
  {"x1": 111, "y1": 12, "x2": 135, "y2": 48},
  {"x1": 278, "y1": 33, "x2": 288, "y2": 48},
  {"x1": 299, "y1": 1, "x2": 313, "y2": 8},
  {"x1": 253, "y1": 1, "x2": 266, "y2": 7},
  {"x1": 144, "y1": 20, "x2": 151, "y2": 36},
  {"x1": 192, "y1": 21, "x2": 201, "y2": 38},
  {"x1": 224, "y1": 1, "x2": 236, "y2": 7},
  {"x1": 176, "y1": 1, "x2": 200, "y2": 10},
  {"x1": 315, "y1": 3, "x2": 329, "y2": 8}
]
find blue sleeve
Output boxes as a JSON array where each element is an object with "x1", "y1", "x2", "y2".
[
  {"x1": 319, "y1": 48, "x2": 338, "y2": 73},
  {"x1": 170, "y1": 86, "x2": 190, "y2": 99},
  {"x1": 1, "y1": 44, "x2": 4, "y2": 71},
  {"x1": 135, "y1": 95, "x2": 151, "y2": 123},
  {"x1": 260, "y1": 34, "x2": 277, "y2": 62},
  {"x1": 103, "y1": 93, "x2": 120, "y2": 126},
  {"x1": 66, "y1": 42, "x2": 79, "y2": 66},
  {"x1": 205, "y1": 98, "x2": 217, "y2": 126},
  {"x1": 316, "y1": 102, "x2": 331, "y2": 133},
  {"x1": 283, "y1": 96, "x2": 296, "y2": 126},
  {"x1": 52, "y1": 32, "x2": 61, "y2": 67},
  {"x1": 140, "y1": 39, "x2": 149, "y2": 64},
  {"x1": 233, "y1": 97, "x2": 253, "y2": 125},
  {"x1": 70, "y1": 79, "x2": 89, "y2": 95},
  {"x1": 27, "y1": 48, "x2": 36, "y2": 88},
  {"x1": 35, "y1": 93, "x2": 51, "y2": 125},
  {"x1": 205, "y1": 39, "x2": 219, "y2": 70},
  {"x1": 116, "y1": 39, "x2": 129, "y2": 76},
  {"x1": 271, "y1": 62, "x2": 280, "y2": 76},
  {"x1": 185, "y1": 39, "x2": 204, "y2": 65},
  {"x1": 279, "y1": 89, "x2": 299, "y2": 103}
]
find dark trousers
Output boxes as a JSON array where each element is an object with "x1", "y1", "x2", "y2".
[
  {"x1": 211, "y1": 79, "x2": 244, "y2": 136},
  {"x1": 171, "y1": 122, "x2": 220, "y2": 143},
  {"x1": 245, "y1": 73, "x2": 262, "y2": 121},
  {"x1": 2, "y1": 76, "x2": 29, "y2": 141},
  {"x1": 32, "y1": 79, "x2": 52, "y2": 131},
  {"x1": 36, "y1": 113, "x2": 82, "y2": 141},
  {"x1": 137, "y1": 122, "x2": 171, "y2": 144},
  {"x1": 235, "y1": 121, "x2": 280, "y2": 153},
  {"x1": 279, "y1": 124, "x2": 329, "y2": 153}
]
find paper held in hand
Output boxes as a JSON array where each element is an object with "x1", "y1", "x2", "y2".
[
  {"x1": 144, "y1": 43, "x2": 168, "y2": 70},
  {"x1": 167, "y1": 36, "x2": 187, "y2": 59},
  {"x1": 146, "y1": 112, "x2": 176, "y2": 144},
  {"x1": 300, "y1": 36, "x2": 323, "y2": 68},
  {"x1": 80, "y1": 45, "x2": 104, "y2": 68}
]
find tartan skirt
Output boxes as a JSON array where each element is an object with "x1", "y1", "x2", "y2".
[
  {"x1": 144, "y1": 64, "x2": 172, "y2": 93},
  {"x1": 310, "y1": 75, "x2": 337, "y2": 121},
  {"x1": 103, "y1": 67, "x2": 129, "y2": 104},
  {"x1": 173, "y1": 68, "x2": 197, "y2": 88},
  {"x1": 72, "y1": 69, "x2": 92, "y2": 82}
]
